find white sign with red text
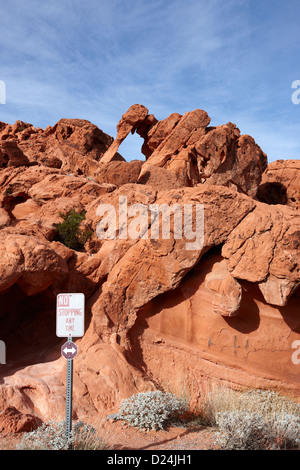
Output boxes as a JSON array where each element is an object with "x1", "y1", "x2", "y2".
[{"x1": 56, "y1": 293, "x2": 85, "y2": 338}]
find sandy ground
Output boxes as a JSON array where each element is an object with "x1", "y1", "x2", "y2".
[
  {"x1": 0, "y1": 420, "x2": 218, "y2": 451},
  {"x1": 101, "y1": 421, "x2": 217, "y2": 451}
]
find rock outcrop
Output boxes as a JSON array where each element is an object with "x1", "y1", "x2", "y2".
[
  {"x1": 100, "y1": 105, "x2": 267, "y2": 197},
  {"x1": 258, "y1": 159, "x2": 300, "y2": 210},
  {"x1": 0, "y1": 406, "x2": 42, "y2": 433},
  {"x1": 0, "y1": 105, "x2": 299, "y2": 428},
  {"x1": 0, "y1": 118, "x2": 121, "y2": 176}
]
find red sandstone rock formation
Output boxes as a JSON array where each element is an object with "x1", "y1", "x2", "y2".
[
  {"x1": 99, "y1": 104, "x2": 267, "y2": 197},
  {"x1": 0, "y1": 105, "x2": 299, "y2": 428},
  {"x1": 0, "y1": 118, "x2": 121, "y2": 175}
]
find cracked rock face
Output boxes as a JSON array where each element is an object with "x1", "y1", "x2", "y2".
[{"x1": 0, "y1": 105, "x2": 299, "y2": 428}]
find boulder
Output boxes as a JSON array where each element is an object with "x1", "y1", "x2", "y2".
[
  {"x1": 0, "y1": 406, "x2": 42, "y2": 433},
  {"x1": 0, "y1": 232, "x2": 69, "y2": 295}
]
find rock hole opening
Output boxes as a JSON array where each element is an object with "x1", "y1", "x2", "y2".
[
  {"x1": 118, "y1": 132, "x2": 146, "y2": 162},
  {"x1": 257, "y1": 182, "x2": 288, "y2": 205}
]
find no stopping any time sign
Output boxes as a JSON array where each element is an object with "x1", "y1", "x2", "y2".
[{"x1": 56, "y1": 293, "x2": 85, "y2": 338}]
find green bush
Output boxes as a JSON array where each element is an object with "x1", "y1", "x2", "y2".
[{"x1": 56, "y1": 209, "x2": 92, "y2": 251}]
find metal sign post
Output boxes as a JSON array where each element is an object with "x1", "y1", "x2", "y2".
[
  {"x1": 56, "y1": 293, "x2": 85, "y2": 450},
  {"x1": 65, "y1": 336, "x2": 73, "y2": 449}
]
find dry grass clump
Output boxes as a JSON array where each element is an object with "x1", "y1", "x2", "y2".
[
  {"x1": 200, "y1": 384, "x2": 300, "y2": 425},
  {"x1": 200, "y1": 384, "x2": 300, "y2": 450}
]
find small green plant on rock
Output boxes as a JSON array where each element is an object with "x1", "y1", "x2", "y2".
[
  {"x1": 118, "y1": 390, "x2": 188, "y2": 431},
  {"x1": 56, "y1": 209, "x2": 92, "y2": 251}
]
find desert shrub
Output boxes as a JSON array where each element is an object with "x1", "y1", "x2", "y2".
[
  {"x1": 271, "y1": 413, "x2": 300, "y2": 449},
  {"x1": 201, "y1": 386, "x2": 300, "y2": 427},
  {"x1": 204, "y1": 388, "x2": 300, "y2": 450},
  {"x1": 16, "y1": 420, "x2": 107, "y2": 450},
  {"x1": 215, "y1": 411, "x2": 274, "y2": 450},
  {"x1": 56, "y1": 209, "x2": 92, "y2": 251},
  {"x1": 215, "y1": 410, "x2": 300, "y2": 450},
  {"x1": 118, "y1": 391, "x2": 188, "y2": 431}
]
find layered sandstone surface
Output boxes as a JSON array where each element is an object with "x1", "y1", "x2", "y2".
[{"x1": 0, "y1": 105, "x2": 299, "y2": 428}]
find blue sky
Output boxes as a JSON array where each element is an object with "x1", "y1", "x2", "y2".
[{"x1": 0, "y1": 0, "x2": 299, "y2": 163}]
